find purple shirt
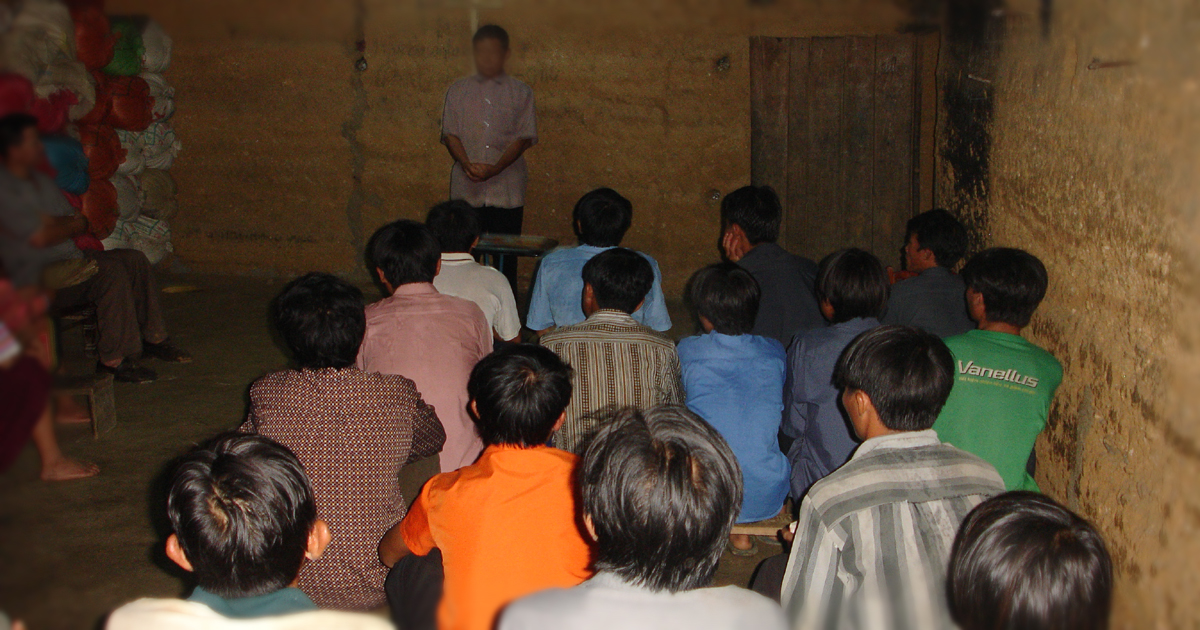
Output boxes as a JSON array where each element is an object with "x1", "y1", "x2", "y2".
[
  {"x1": 441, "y1": 73, "x2": 537, "y2": 209},
  {"x1": 358, "y1": 283, "x2": 492, "y2": 472}
]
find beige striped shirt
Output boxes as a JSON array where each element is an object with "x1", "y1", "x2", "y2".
[{"x1": 540, "y1": 310, "x2": 684, "y2": 452}]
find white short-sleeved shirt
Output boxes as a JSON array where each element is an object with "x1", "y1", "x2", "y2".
[
  {"x1": 441, "y1": 74, "x2": 537, "y2": 209},
  {"x1": 433, "y1": 253, "x2": 522, "y2": 341}
]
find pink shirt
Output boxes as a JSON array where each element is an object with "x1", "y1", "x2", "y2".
[
  {"x1": 358, "y1": 283, "x2": 491, "y2": 472},
  {"x1": 441, "y1": 73, "x2": 537, "y2": 209}
]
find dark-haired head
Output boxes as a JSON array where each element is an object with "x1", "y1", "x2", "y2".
[
  {"x1": 368, "y1": 219, "x2": 441, "y2": 289},
  {"x1": 0, "y1": 113, "x2": 40, "y2": 163},
  {"x1": 948, "y1": 491, "x2": 1113, "y2": 630},
  {"x1": 581, "y1": 248, "x2": 653, "y2": 315},
  {"x1": 468, "y1": 344, "x2": 573, "y2": 447},
  {"x1": 688, "y1": 262, "x2": 760, "y2": 335},
  {"x1": 426, "y1": 200, "x2": 481, "y2": 254},
  {"x1": 473, "y1": 24, "x2": 510, "y2": 78},
  {"x1": 573, "y1": 188, "x2": 633, "y2": 247},
  {"x1": 720, "y1": 186, "x2": 781, "y2": 245},
  {"x1": 905, "y1": 209, "x2": 968, "y2": 269},
  {"x1": 473, "y1": 24, "x2": 510, "y2": 49},
  {"x1": 165, "y1": 433, "x2": 323, "y2": 599},
  {"x1": 816, "y1": 248, "x2": 889, "y2": 324},
  {"x1": 274, "y1": 273, "x2": 365, "y2": 370},
  {"x1": 580, "y1": 405, "x2": 743, "y2": 593},
  {"x1": 961, "y1": 248, "x2": 1048, "y2": 329},
  {"x1": 833, "y1": 325, "x2": 954, "y2": 432}
]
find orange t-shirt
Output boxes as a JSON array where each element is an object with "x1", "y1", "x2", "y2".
[{"x1": 399, "y1": 444, "x2": 593, "y2": 630}]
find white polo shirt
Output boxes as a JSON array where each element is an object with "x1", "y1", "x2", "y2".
[{"x1": 433, "y1": 252, "x2": 522, "y2": 341}]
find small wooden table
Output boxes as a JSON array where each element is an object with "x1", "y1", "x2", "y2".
[{"x1": 473, "y1": 234, "x2": 558, "y2": 295}]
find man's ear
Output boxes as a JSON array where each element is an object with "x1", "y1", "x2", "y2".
[
  {"x1": 468, "y1": 399, "x2": 480, "y2": 422},
  {"x1": 434, "y1": 258, "x2": 443, "y2": 278},
  {"x1": 550, "y1": 410, "x2": 566, "y2": 434},
  {"x1": 376, "y1": 267, "x2": 387, "y2": 284},
  {"x1": 306, "y1": 519, "x2": 332, "y2": 561},
  {"x1": 819, "y1": 299, "x2": 836, "y2": 322},
  {"x1": 165, "y1": 534, "x2": 194, "y2": 573},
  {"x1": 583, "y1": 514, "x2": 598, "y2": 542}
]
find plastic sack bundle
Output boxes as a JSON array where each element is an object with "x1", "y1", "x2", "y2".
[
  {"x1": 140, "y1": 20, "x2": 171, "y2": 73},
  {"x1": 41, "y1": 135, "x2": 90, "y2": 194},
  {"x1": 138, "y1": 168, "x2": 177, "y2": 220},
  {"x1": 115, "y1": 129, "x2": 145, "y2": 176},
  {"x1": 78, "y1": 124, "x2": 124, "y2": 180},
  {"x1": 103, "y1": 215, "x2": 172, "y2": 264},
  {"x1": 35, "y1": 55, "x2": 96, "y2": 121},
  {"x1": 80, "y1": 176, "x2": 118, "y2": 238},
  {"x1": 30, "y1": 89, "x2": 76, "y2": 134},
  {"x1": 3, "y1": 0, "x2": 75, "y2": 80},
  {"x1": 71, "y1": 7, "x2": 114, "y2": 71},
  {"x1": 75, "y1": 69, "x2": 110, "y2": 125},
  {"x1": 110, "y1": 173, "x2": 142, "y2": 221},
  {"x1": 141, "y1": 121, "x2": 180, "y2": 170},
  {"x1": 140, "y1": 72, "x2": 174, "y2": 121},
  {"x1": 0, "y1": 73, "x2": 35, "y2": 116},
  {"x1": 101, "y1": 18, "x2": 144, "y2": 76},
  {"x1": 102, "y1": 74, "x2": 151, "y2": 131}
]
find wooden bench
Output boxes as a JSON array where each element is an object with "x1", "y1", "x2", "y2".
[
  {"x1": 54, "y1": 373, "x2": 116, "y2": 439},
  {"x1": 731, "y1": 501, "x2": 794, "y2": 538}
]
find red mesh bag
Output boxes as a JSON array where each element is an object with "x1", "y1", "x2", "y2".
[
  {"x1": 0, "y1": 73, "x2": 35, "y2": 117},
  {"x1": 62, "y1": 190, "x2": 83, "y2": 210},
  {"x1": 72, "y1": 7, "x2": 115, "y2": 71},
  {"x1": 78, "y1": 124, "x2": 124, "y2": 180},
  {"x1": 80, "y1": 177, "x2": 118, "y2": 238},
  {"x1": 30, "y1": 90, "x2": 78, "y2": 134},
  {"x1": 75, "y1": 70, "x2": 111, "y2": 125},
  {"x1": 74, "y1": 233, "x2": 105, "y2": 252},
  {"x1": 102, "y1": 75, "x2": 152, "y2": 131}
]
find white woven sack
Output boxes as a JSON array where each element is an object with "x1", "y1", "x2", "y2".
[
  {"x1": 116, "y1": 129, "x2": 147, "y2": 177},
  {"x1": 140, "y1": 72, "x2": 175, "y2": 121},
  {"x1": 111, "y1": 174, "x2": 143, "y2": 221},
  {"x1": 140, "y1": 20, "x2": 172, "y2": 73},
  {"x1": 141, "y1": 121, "x2": 181, "y2": 170},
  {"x1": 35, "y1": 54, "x2": 96, "y2": 121}
]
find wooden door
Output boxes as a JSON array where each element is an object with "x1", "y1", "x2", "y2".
[{"x1": 750, "y1": 34, "x2": 935, "y2": 267}]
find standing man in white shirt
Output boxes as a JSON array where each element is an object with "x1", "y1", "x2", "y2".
[{"x1": 441, "y1": 24, "x2": 537, "y2": 291}]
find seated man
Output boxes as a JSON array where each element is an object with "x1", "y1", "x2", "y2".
[
  {"x1": 539, "y1": 248, "x2": 683, "y2": 452},
  {"x1": 933, "y1": 248, "x2": 1062, "y2": 491},
  {"x1": 677, "y1": 263, "x2": 789, "y2": 554},
  {"x1": 0, "y1": 114, "x2": 189, "y2": 383},
  {"x1": 778, "y1": 326, "x2": 1004, "y2": 629},
  {"x1": 883, "y1": 209, "x2": 974, "y2": 338},
  {"x1": 359, "y1": 219, "x2": 492, "y2": 472},
  {"x1": 500, "y1": 405, "x2": 787, "y2": 630},
  {"x1": 106, "y1": 433, "x2": 391, "y2": 629},
  {"x1": 377, "y1": 345, "x2": 593, "y2": 630},
  {"x1": 947, "y1": 491, "x2": 1113, "y2": 630},
  {"x1": 426, "y1": 200, "x2": 522, "y2": 343},
  {"x1": 526, "y1": 188, "x2": 671, "y2": 333},
  {"x1": 240, "y1": 272, "x2": 446, "y2": 610},
  {"x1": 784, "y1": 248, "x2": 888, "y2": 498},
  {"x1": 719, "y1": 185, "x2": 824, "y2": 347}
]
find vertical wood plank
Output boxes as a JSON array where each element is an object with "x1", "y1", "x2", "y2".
[
  {"x1": 750, "y1": 37, "x2": 791, "y2": 221},
  {"x1": 782, "y1": 37, "x2": 810, "y2": 251},
  {"x1": 871, "y1": 34, "x2": 917, "y2": 268},
  {"x1": 790, "y1": 36, "x2": 847, "y2": 260},
  {"x1": 839, "y1": 36, "x2": 877, "y2": 253}
]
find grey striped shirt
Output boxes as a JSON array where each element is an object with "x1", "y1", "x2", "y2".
[
  {"x1": 780, "y1": 430, "x2": 1004, "y2": 630},
  {"x1": 540, "y1": 310, "x2": 684, "y2": 452}
]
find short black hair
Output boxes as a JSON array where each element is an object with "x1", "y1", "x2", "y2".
[
  {"x1": 467, "y1": 344, "x2": 574, "y2": 447},
  {"x1": 368, "y1": 219, "x2": 441, "y2": 287},
  {"x1": 473, "y1": 24, "x2": 509, "y2": 49},
  {"x1": 580, "y1": 405, "x2": 743, "y2": 593},
  {"x1": 720, "y1": 185, "x2": 781, "y2": 245},
  {"x1": 961, "y1": 248, "x2": 1048, "y2": 328},
  {"x1": 274, "y1": 272, "x2": 365, "y2": 370},
  {"x1": 573, "y1": 188, "x2": 632, "y2": 247},
  {"x1": 425, "y1": 200, "x2": 481, "y2": 254},
  {"x1": 688, "y1": 262, "x2": 760, "y2": 335},
  {"x1": 833, "y1": 325, "x2": 954, "y2": 431},
  {"x1": 581, "y1": 248, "x2": 653, "y2": 314},
  {"x1": 816, "y1": 248, "x2": 889, "y2": 323},
  {"x1": 166, "y1": 433, "x2": 317, "y2": 599},
  {"x1": 906, "y1": 209, "x2": 968, "y2": 268},
  {"x1": 0, "y1": 113, "x2": 38, "y2": 158},
  {"x1": 948, "y1": 491, "x2": 1113, "y2": 630}
]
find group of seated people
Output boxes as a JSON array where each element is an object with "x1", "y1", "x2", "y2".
[{"x1": 95, "y1": 182, "x2": 1110, "y2": 629}]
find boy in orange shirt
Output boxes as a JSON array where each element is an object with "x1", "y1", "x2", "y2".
[{"x1": 378, "y1": 344, "x2": 593, "y2": 630}]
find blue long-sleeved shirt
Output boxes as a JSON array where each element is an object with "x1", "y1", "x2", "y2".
[{"x1": 525, "y1": 244, "x2": 672, "y2": 332}]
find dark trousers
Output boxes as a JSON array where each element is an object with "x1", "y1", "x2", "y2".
[
  {"x1": 384, "y1": 549, "x2": 443, "y2": 630},
  {"x1": 750, "y1": 553, "x2": 789, "y2": 604},
  {"x1": 475, "y1": 205, "x2": 523, "y2": 292},
  {"x1": 53, "y1": 249, "x2": 168, "y2": 364}
]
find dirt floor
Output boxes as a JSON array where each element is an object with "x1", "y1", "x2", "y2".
[{"x1": 0, "y1": 273, "x2": 778, "y2": 630}]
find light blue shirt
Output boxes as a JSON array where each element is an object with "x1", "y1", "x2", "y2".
[
  {"x1": 677, "y1": 331, "x2": 789, "y2": 522},
  {"x1": 526, "y1": 245, "x2": 672, "y2": 332}
]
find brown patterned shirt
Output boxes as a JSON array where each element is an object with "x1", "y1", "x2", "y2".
[
  {"x1": 539, "y1": 310, "x2": 684, "y2": 452},
  {"x1": 241, "y1": 367, "x2": 445, "y2": 611}
]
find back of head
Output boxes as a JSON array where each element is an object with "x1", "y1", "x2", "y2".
[
  {"x1": 580, "y1": 405, "x2": 743, "y2": 593},
  {"x1": 368, "y1": 219, "x2": 441, "y2": 287},
  {"x1": 816, "y1": 248, "x2": 889, "y2": 323},
  {"x1": 167, "y1": 433, "x2": 316, "y2": 599},
  {"x1": 467, "y1": 344, "x2": 574, "y2": 447},
  {"x1": 0, "y1": 113, "x2": 37, "y2": 159},
  {"x1": 426, "y1": 200, "x2": 482, "y2": 254},
  {"x1": 275, "y1": 272, "x2": 365, "y2": 370},
  {"x1": 906, "y1": 209, "x2": 968, "y2": 268},
  {"x1": 581, "y1": 247, "x2": 653, "y2": 314},
  {"x1": 948, "y1": 491, "x2": 1113, "y2": 630},
  {"x1": 720, "y1": 185, "x2": 781, "y2": 245},
  {"x1": 961, "y1": 247, "x2": 1049, "y2": 328},
  {"x1": 573, "y1": 188, "x2": 633, "y2": 247},
  {"x1": 688, "y1": 262, "x2": 761, "y2": 335},
  {"x1": 833, "y1": 325, "x2": 954, "y2": 431}
]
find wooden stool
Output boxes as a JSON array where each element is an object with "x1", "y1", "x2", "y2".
[
  {"x1": 54, "y1": 373, "x2": 116, "y2": 439},
  {"x1": 57, "y1": 304, "x2": 99, "y2": 359},
  {"x1": 731, "y1": 501, "x2": 794, "y2": 537}
]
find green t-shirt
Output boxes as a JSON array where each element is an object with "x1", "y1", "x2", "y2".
[{"x1": 933, "y1": 329, "x2": 1063, "y2": 491}]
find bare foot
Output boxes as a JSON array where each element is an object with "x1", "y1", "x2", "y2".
[
  {"x1": 729, "y1": 533, "x2": 754, "y2": 551},
  {"x1": 40, "y1": 457, "x2": 100, "y2": 481},
  {"x1": 13, "y1": 620, "x2": 27, "y2": 630},
  {"x1": 56, "y1": 395, "x2": 92, "y2": 425}
]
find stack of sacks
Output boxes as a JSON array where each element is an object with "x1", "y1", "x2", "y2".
[{"x1": 138, "y1": 168, "x2": 177, "y2": 220}]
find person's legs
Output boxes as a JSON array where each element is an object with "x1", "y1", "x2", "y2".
[
  {"x1": 749, "y1": 553, "x2": 789, "y2": 603},
  {"x1": 477, "y1": 206, "x2": 524, "y2": 291},
  {"x1": 102, "y1": 249, "x2": 169, "y2": 345},
  {"x1": 384, "y1": 549, "x2": 444, "y2": 630},
  {"x1": 53, "y1": 254, "x2": 142, "y2": 367},
  {"x1": 0, "y1": 356, "x2": 98, "y2": 481}
]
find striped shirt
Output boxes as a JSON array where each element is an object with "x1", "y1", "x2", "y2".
[
  {"x1": 780, "y1": 430, "x2": 1004, "y2": 630},
  {"x1": 540, "y1": 310, "x2": 684, "y2": 452}
]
